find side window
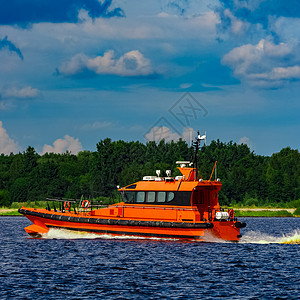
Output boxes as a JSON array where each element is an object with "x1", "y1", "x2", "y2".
[
  {"x1": 146, "y1": 192, "x2": 155, "y2": 203},
  {"x1": 157, "y1": 192, "x2": 166, "y2": 202},
  {"x1": 167, "y1": 192, "x2": 175, "y2": 202},
  {"x1": 136, "y1": 192, "x2": 145, "y2": 203},
  {"x1": 126, "y1": 184, "x2": 136, "y2": 189},
  {"x1": 124, "y1": 192, "x2": 135, "y2": 203}
]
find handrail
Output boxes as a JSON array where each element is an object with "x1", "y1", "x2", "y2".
[{"x1": 46, "y1": 197, "x2": 78, "y2": 203}]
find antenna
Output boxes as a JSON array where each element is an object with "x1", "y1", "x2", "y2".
[
  {"x1": 215, "y1": 162, "x2": 217, "y2": 181},
  {"x1": 192, "y1": 130, "x2": 207, "y2": 171},
  {"x1": 209, "y1": 161, "x2": 217, "y2": 181}
]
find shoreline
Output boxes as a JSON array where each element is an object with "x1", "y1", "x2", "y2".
[
  {"x1": 235, "y1": 208, "x2": 296, "y2": 213},
  {"x1": 1, "y1": 208, "x2": 298, "y2": 217}
]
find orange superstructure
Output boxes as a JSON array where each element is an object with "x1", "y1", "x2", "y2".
[{"x1": 19, "y1": 133, "x2": 246, "y2": 242}]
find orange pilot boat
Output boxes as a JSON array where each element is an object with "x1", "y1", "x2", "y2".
[{"x1": 19, "y1": 133, "x2": 246, "y2": 242}]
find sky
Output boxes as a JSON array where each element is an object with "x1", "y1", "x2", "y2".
[{"x1": 0, "y1": 0, "x2": 299, "y2": 156}]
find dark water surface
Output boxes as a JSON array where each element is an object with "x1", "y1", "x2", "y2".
[{"x1": 0, "y1": 217, "x2": 299, "y2": 299}]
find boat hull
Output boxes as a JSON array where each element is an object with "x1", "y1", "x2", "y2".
[{"x1": 19, "y1": 208, "x2": 244, "y2": 242}]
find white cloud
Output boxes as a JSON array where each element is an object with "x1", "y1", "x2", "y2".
[
  {"x1": 59, "y1": 50, "x2": 153, "y2": 76},
  {"x1": 222, "y1": 9, "x2": 250, "y2": 35},
  {"x1": 222, "y1": 39, "x2": 300, "y2": 86},
  {"x1": 80, "y1": 10, "x2": 218, "y2": 40},
  {"x1": 42, "y1": 135, "x2": 82, "y2": 155},
  {"x1": 0, "y1": 121, "x2": 18, "y2": 154},
  {"x1": 145, "y1": 126, "x2": 196, "y2": 144},
  {"x1": 181, "y1": 127, "x2": 197, "y2": 144},
  {"x1": 238, "y1": 136, "x2": 253, "y2": 149},
  {"x1": 145, "y1": 126, "x2": 181, "y2": 143},
  {"x1": 180, "y1": 83, "x2": 193, "y2": 89},
  {"x1": 252, "y1": 66, "x2": 300, "y2": 81},
  {"x1": 2, "y1": 86, "x2": 39, "y2": 99}
]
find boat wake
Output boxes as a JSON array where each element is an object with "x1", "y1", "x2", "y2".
[
  {"x1": 240, "y1": 230, "x2": 300, "y2": 244},
  {"x1": 40, "y1": 228, "x2": 300, "y2": 244},
  {"x1": 42, "y1": 228, "x2": 179, "y2": 241}
]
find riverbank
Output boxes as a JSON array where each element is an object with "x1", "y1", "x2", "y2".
[
  {"x1": 0, "y1": 209, "x2": 21, "y2": 216},
  {"x1": 1, "y1": 207, "x2": 299, "y2": 217},
  {"x1": 234, "y1": 209, "x2": 297, "y2": 217}
]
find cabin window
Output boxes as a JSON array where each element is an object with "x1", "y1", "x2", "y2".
[
  {"x1": 123, "y1": 191, "x2": 135, "y2": 203},
  {"x1": 157, "y1": 192, "x2": 166, "y2": 202},
  {"x1": 167, "y1": 192, "x2": 175, "y2": 202},
  {"x1": 136, "y1": 192, "x2": 145, "y2": 203},
  {"x1": 126, "y1": 184, "x2": 136, "y2": 189},
  {"x1": 146, "y1": 192, "x2": 155, "y2": 203}
]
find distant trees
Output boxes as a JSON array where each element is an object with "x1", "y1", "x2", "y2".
[{"x1": 0, "y1": 139, "x2": 299, "y2": 207}]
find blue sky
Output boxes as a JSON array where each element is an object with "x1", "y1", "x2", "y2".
[{"x1": 0, "y1": 0, "x2": 299, "y2": 156}]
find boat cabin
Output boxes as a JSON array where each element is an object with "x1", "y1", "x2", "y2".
[{"x1": 118, "y1": 161, "x2": 221, "y2": 221}]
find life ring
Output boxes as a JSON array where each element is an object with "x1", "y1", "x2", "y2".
[
  {"x1": 82, "y1": 200, "x2": 90, "y2": 208},
  {"x1": 64, "y1": 201, "x2": 71, "y2": 211},
  {"x1": 228, "y1": 209, "x2": 235, "y2": 219}
]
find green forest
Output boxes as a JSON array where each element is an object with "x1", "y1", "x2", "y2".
[{"x1": 0, "y1": 138, "x2": 299, "y2": 208}]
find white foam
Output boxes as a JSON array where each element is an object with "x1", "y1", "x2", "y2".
[
  {"x1": 240, "y1": 230, "x2": 300, "y2": 244},
  {"x1": 41, "y1": 228, "x2": 300, "y2": 244},
  {"x1": 42, "y1": 228, "x2": 179, "y2": 241}
]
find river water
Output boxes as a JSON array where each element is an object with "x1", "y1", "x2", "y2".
[{"x1": 0, "y1": 216, "x2": 299, "y2": 299}]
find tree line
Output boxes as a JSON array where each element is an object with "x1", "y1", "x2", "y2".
[{"x1": 0, "y1": 139, "x2": 299, "y2": 207}]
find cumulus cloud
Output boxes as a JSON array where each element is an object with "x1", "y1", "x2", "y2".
[
  {"x1": 0, "y1": 0, "x2": 124, "y2": 27},
  {"x1": 238, "y1": 136, "x2": 253, "y2": 149},
  {"x1": 58, "y1": 50, "x2": 153, "y2": 77},
  {"x1": 0, "y1": 121, "x2": 18, "y2": 154},
  {"x1": 217, "y1": 0, "x2": 300, "y2": 31},
  {"x1": 145, "y1": 126, "x2": 181, "y2": 143},
  {"x1": 145, "y1": 126, "x2": 196, "y2": 144},
  {"x1": 222, "y1": 39, "x2": 300, "y2": 86},
  {"x1": 217, "y1": 8, "x2": 251, "y2": 37},
  {"x1": 42, "y1": 135, "x2": 82, "y2": 155},
  {"x1": 215, "y1": 0, "x2": 300, "y2": 45},
  {"x1": 0, "y1": 36, "x2": 23, "y2": 60}
]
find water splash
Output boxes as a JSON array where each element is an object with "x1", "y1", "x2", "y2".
[
  {"x1": 240, "y1": 230, "x2": 300, "y2": 244},
  {"x1": 280, "y1": 231, "x2": 300, "y2": 244},
  {"x1": 42, "y1": 228, "x2": 179, "y2": 241},
  {"x1": 202, "y1": 231, "x2": 227, "y2": 243}
]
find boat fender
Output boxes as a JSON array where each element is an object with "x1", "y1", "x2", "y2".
[
  {"x1": 234, "y1": 221, "x2": 246, "y2": 229},
  {"x1": 227, "y1": 209, "x2": 235, "y2": 219},
  {"x1": 19, "y1": 209, "x2": 215, "y2": 230},
  {"x1": 64, "y1": 201, "x2": 71, "y2": 211},
  {"x1": 89, "y1": 218, "x2": 97, "y2": 224},
  {"x1": 82, "y1": 200, "x2": 90, "y2": 208}
]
